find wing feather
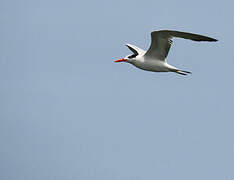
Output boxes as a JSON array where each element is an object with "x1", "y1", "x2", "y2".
[
  {"x1": 126, "y1": 44, "x2": 146, "y2": 55},
  {"x1": 144, "y1": 30, "x2": 217, "y2": 60}
]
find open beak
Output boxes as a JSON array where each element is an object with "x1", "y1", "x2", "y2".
[{"x1": 114, "y1": 58, "x2": 126, "y2": 63}]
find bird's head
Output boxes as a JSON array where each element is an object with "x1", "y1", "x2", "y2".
[{"x1": 114, "y1": 54, "x2": 137, "y2": 64}]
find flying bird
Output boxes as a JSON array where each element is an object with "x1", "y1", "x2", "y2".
[{"x1": 115, "y1": 30, "x2": 217, "y2": 75}]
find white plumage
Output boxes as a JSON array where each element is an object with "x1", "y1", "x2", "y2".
[{"x1": 115, "y1": 30, "x2": 217, "y2": 75}]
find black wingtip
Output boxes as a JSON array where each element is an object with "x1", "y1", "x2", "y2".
[
  {"x1": 195, "y1": 37, "x2": 218, "y2": 42},
  {"x1": 209, "y1": 38, "x2": 218, "y2": 42}
]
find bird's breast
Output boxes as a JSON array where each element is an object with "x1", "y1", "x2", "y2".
[{"x1": 132, "y1": 59, "x2": 169, "y2": 72}]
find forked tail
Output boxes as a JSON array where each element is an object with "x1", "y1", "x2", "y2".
[
  {"x1": 170, "y1": 68, "x2": 192, "y2": 75},
  {"x1": 175, "y1": 70, "x2": 192, "y2": 75}
]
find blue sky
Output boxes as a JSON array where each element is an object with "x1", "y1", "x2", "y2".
[{"x1": 1, "y1": 0, "x2": 234, "y2": 180}]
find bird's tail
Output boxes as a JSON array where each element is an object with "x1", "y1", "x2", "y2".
[
  {"x1": 166, "y1": 64, "x2": 192, "y2": 75},
  {"x1": 169, "y1": 68, "x2": 192, "y2": 75},
  {"x1": 175, "y1": 69, "x2": 192, "y2": 75}
]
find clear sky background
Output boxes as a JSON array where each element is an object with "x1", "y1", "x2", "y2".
[{"x1": 1, "y1": 0, "x2": 234, "y2": 180}]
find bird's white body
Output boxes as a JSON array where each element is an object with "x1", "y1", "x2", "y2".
[
  {"x1": 115, "y1": 30, "x2": 217, "y2": 75},
  {"x1": 129, "y1": 55, "x2": 176, "y2": 72}
]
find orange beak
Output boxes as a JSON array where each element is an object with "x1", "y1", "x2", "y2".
[{"x1": 114, "y1": 58, "x2": 126, "y2": 63}]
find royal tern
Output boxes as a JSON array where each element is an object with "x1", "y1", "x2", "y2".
[{"x1": 115, "y1": 30, "x2": 217, "y2": 75}]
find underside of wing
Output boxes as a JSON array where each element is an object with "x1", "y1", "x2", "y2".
[
  {"x1": 144, "y1": 30, "x2": 218, "y2": 60},
  {"x1": 157, "y1": 30, "x2": 218, "y2": 42}
]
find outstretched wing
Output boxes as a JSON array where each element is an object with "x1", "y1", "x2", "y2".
[{"x1": 144, "y1": 30, "x2": 217, "y2": 61}]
